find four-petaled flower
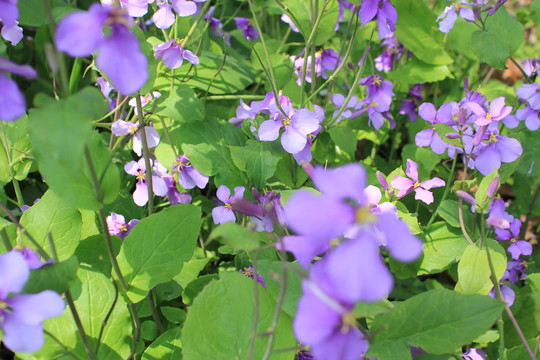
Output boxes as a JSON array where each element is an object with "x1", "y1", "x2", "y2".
[
  {"x1": 212, "y1": 185, "x2": 245, "y2": 224},
  {"x1": 154, "y1": 39, "x2": 199, "y2": 69},
  {"x1": 124, "y1": 158, "x2": 168, "y2": 206},
  {"x1": 391, "y1": 159, "x2": 445, "y2": 205}
]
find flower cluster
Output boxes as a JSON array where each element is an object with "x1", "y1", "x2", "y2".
[
  {"x1": 437, "y1": 0, "x2": 507, "y2": 33},
  {"x1": 290, "y1": 49, "x2": 341, "y2": 86},
  {"x1": 281, "y1": 163, "x2": 422, "y2": 357}
]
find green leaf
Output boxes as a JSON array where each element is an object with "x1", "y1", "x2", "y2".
[
  {"x1": 388, "y1": 58, "x2": 453, "y2": 84},
  {"x1": 28, "y1": 87, "x2": 115, "y2": 209},
  {"x1": 328, "y1": 126, "x2": 357, "y2": 159},
  {"x1": 182, "y1": 274, "x2": 218, "y2": 306},
  {"x1": 153, "y1": 85, "x2": 203, "y2": 123},
  {"x1": 451, "y1": 179, "x2": 477, "y2": 192},
  {"x1": 471, "y1": 29, "x2": 509, "y2": 69},
  {"x1": 281, "y1": 0, "x2": 340, "y2": 45},
  {"x1": 173, "y1": 254, "x2": 212, "y2": 288},
  {"x1": 116, "y1": 204, "x2": 201, "y2": 303},
  {"x1": 455, "y1": 240, "x2": 506, "y2": 295},
  {"x1": 176, "y1": 118, "x2": 246, "y2": 188},
  {"x1": 432, "y1": 123, "x2": 462, "y2": 147},
  {"x1": 515, "y1": 130, "x2": 540, "y2": 176},
  {"x1": 474, "y1": 169, "x2": 498, "y2": 211},
  {"x1": 437, "y1": 200, "x2": 461, "y2": 228},
  {"x1": 142, "y1": 327, "x2": 182, "y2": 360},
  {"x1": 532, "y1": 0, "x2": 540, "y2": 24},
  {"x1": 21, "y1": 256, "x2": 79, "y2": 295},
  {"x1": 418, "y1": 222, "x2": 470, "y2": 275},
  {"x1": 394, "y1": 0, "x2": 453, "y2": 65},
  {"x1": 368, "y1": 289, "x2": 505, "y2": 359},
  {"x1": 181, "y1": 272, "x2": 296, "y2": 360},
  {"x1": 169, "y1": 51, "x2": 254, "y2": 94},
  {"x1": 161, "y1": 307, "x2": 187, "y2": 323},
  {"x1": 20, "y1": 190, "x2": 82, "y2": 261},
  {"x1": 486, "y1": 8, "x2": 524, "y2": 56},
  {"x1": 0, "y1": 115, "x2": 33, "y2": 182},
  {"x1": 21, "y1": 267, "x2": 132, "y2": 360},
  {"x1": 18, "y1": 0, "x2": 65, "y2": 26},
  {"x1": 210, "y1": 222, "x2": 264, "y2": 251},
  {"x1": 231, "y1": 140, "x2": 282, "y2": 189}
]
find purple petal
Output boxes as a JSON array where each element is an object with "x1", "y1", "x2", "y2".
[
  {"x1": 437, "y1": 6, "x2": 457, "y2": 33},
  {"x1": 216, "y1": 185, "x2": 231, "y2": 203},
  {"x1": 420, "y1": 177, "x2": 445, "y2": 190},
  {"x1": 0, "y1": 74, "x2": 26, "y2": 122},
  {"x1": 459, "y1": 7, "x2": 476, "y2": 22},
  {"x1": 96, "y1": 25, "x2": 148, "y2": 95},
  {"x1": 359, "y1": 0, "x2": 378, "y2": 24},
  {"x1": 133, "y1": 181, "x2": 149, "y2": 206},
  {"x1": 327, "y1": 236, "x2": 394, "y2": 303},
  {"x1": 0, "y1": 251, "x2": 29, "y2": 299},
  {"x1": 285, "y1": 191, "x2": 354, "y2": 243},
  {"x1": 312, "y1": 164, "x2": 366, "y2": 202},
  {"x1": 418, "y1": 102, "x2": 436, "y2": 123},
  {"x1": 278, "y1": 235, "x2": 330, "y2": 269},
  {"x1": 291, "y1": 108, "x2": 320, "y2": 134},
  {"x1": 281, "y1": 126, "x2": 308, "y2": 154},
  {"x1": 475, "y1": 144, "x2": 501, "y2": 176},
  {"x1": 6, "y1": 291, "x2": 65, "y2": 325},
  {"x1": 390, "y1": 176, "x2": 415, "y2": 197},
  {"x1": 377, "y1": 213, "x2": 423, "y2": 262},
  {"x1": 182, "y1": 49, "x2": 199, "y2": 65},
  {"x1": 124, "y1": 160, "x2": 140, "y2": 176},
  {"x1": 405, "y1": 159, "x2": 419, "y2": 182},
  {"x1": 258, "y1": 120, "x2": 282, "y2": 141},
  {"x1": 55, "y1": 4, "x2": 107, "y2": 57},
  {"x1": 0, "y1": 1, "x2": 19, "y2": 27},
  {"x1": 151, "y1": 176, "x2": 168, "y2": 197},
  {"x1": 153, "y1": 3, "x2": 176, "y2": 29},
  {"x1": 0, "y1": 317, "x2": 44, "y2": 353},
  {"x1": 143, "y1": 127, "x2": 160, "y2": 148},
  {"x1": 172, "y1": 0, "x2": 198, "y2": 17},
  {"x1": 2, "y1": 23, "x2": 23, "y2": 45},
  {"x1": 212, "y1": 206, "x2": 236, "y2": 224},
  {"x1": 430, "y1": 133, "x2": 448, "y2": 155},
  {"x1": 415, "y1": 128, "x2": 435, "y2": 147},
  {"x1": 311, "y1": 327, "x2": 369, "y2": 360},
  {"x1": 159, "y1": 47, "x2": 184, "y2": 69},
  {"x1": 508, "y1": 241, "x2": 532, "y2": 260},
  {"x1": 414, "y1": 187, "x2": 434, "y2": 204},
  {"x1": 496, "y1": 136, "x2": 522, "y2": 163},
  {"x1": 111, "y1": 120, "x2": 135, "y2": 136}
]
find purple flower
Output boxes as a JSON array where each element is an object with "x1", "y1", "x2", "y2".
[
  {"x1": 331, "y1": 94, "x2": 359, "y2": 123},
  {"x1": 239, "y1": 266, "x2": 267, "y2": 288},
  {"x1": 106, "y1": 212, "x2": 139, "y2": 240},
  {"x1": 101, "y1": 0, "x2": 152, "y2": 17},
  {"x1": 18, "y1": 248, "x2": 52, "y2": 270},
  {"x1": 162, "y1": 175, "x2": 192, "y2": 205},
  {"x1": 258, "y1": 107, "x2": 320, "y2": 154},
  {"x1": 0, "y1": 57, "x2": 37, "y2": 122},
  {"x1": 212, "y1": 185, "x2": 245, "y2": 224},
  {"x1": 488, "y1": 284, "x2": 515, "y2": 307},
  {"x1": 154, "y1": 39, "x2": 199, "y2": 69},
  {"x1": 503, "y1": 259, "x2": 527, "y2": 285},
  {"x1": 374, "y1": 32, "x2": 404, "y2": 72},
  {"x1": 111, "y1": 120, "x2": 161, "y2": 156},
  {"x1": 281, "y1": 14, "x2": 300, "y2": 33},
  {"x1": 436, "y1": 2, "x2": 475, "y2": 33},
  {"x1": 250, "y1": 189, "x2": 286, "y2": 232},
  {"x1": 0, "y1": 0, "x2": 22, "y2": 45},
  {"x1": 462, "y1": 348, "x2": 487, "y2": 360},
  {"x1": 0, "y1": 251, "x2": 65, "y2": 352},
  {"x1": 153, "y1": 0, "x2": 197, "y2": 29},
  {"x1": 2, "y1": 21, "x2": 22, "y2": 45},
  {"x1": 494, "y1": 219, "x2": 533, "y2": 260},
  {"x1": 466, "y1": 96, "x2": 512, "y2": 126},
  {"x1": 473, "y1": 131, "x2": 522, "y2": 176},
  {"x1": 55, "y1": 4, "x2": 148, "y2": 95},
  {"x1": 399, "y1": 84, "x2": 423, "y2": 122},
  {"x1": 173, "y1": 155, "x2": 209, "y2": 189},
  {"x1": 391, "y1": 159, "x2": 445, "y2": 205},
  {"x1": 124, "y1": 158, "x2": 168, "y2": 206},
  {"x1": 359, "y1": 0, "x2": 398, "y2": 39},
  {"x1": 290, "y1": 49, "x2": 341, "y2": 85},
  {"x1": 235, "y1": 17, "x2": 259, "y2": 41}
]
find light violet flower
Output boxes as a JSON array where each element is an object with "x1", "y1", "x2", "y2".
[
  {"x1": 212, "y1": 185, "x2": 245, "y2": 224},
  {"x1": 258, "y1": 107, "x2": 320, "y2": 154},
  {"x1": 128, "y1": 91, "x2": 161, "y2": 115},
  {"x1": 101, "y1": 0, "x2": 153, "y2": 17},
  {"x1": 473, "y1": 131, "x2": 522, "y2": 176},
  {"x1": 462, "y1": 348, "x2": 487, "y2": 360},
  {"x1": 494, "y1": 219, "x2": 533, "y2": 260},
  {"x1": 154, "y1": 39, "x2": 199, "y2": 69},
  {"x1": 124, "y1": 158, "x2": 168, "y2": 206},
  {"x1": 0, "y1": 0, "x2": 23, "y2": 45},
  {"x1": 239, "y1": 266, "x2": 267, "y2": 287},
  {"x1": 106, "y1": 212, "x2": 139, "y2": 240},
  {"x1": 0, "y1": 251, "x2": 65, "y2": 353},
  {"x1": 2, "y1": 21, "x2": 22, "y2": 45},
  {"x1": 281, "y1": 14, "x2": 300, "y2": 33},
  {"x1": 466, "y1": 96, "x2": 512, "y2": 126},
  {"x1": 0, "y1": 57, "x2": 37, "y2": 122},
  {"x1": 153, "y1": 0, "x2": 197, "y2": 29},
  {"x1": 111, "y1": 120, "x2": 160, "y2": 156},
  {"x1": 18, "y1": 247, "x2": 52, "y2": 270},
  {"x1": 172, "y1": 155, "x2": 209, "y2": 189},
  {"x1": 55, "y1": 4, "x2": 148, "y2": 95},
  {"x1": 391, "y1": 159, "x2": 445, "y2": 205},
  {"x1": 436, "y1": 2, "x2": 475, "y2": 33},
  {"x1": 359, "y1": 0, "x2": 398, "y2": 40}
]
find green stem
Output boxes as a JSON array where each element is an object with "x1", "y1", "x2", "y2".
[
  {"x1": 426, "y1": 156, "x2": 457, "y2": 228},
  {"x1": 148, "y1": 290, "x2": 164, "y2": 335},
  {"x1": 180, "y1": 1, "x2": 211, "y2": 48},
  {"x1": 135, "y1": 96, "x2": 154, "y2": 216},
  {"x1": 520, "y1": 176, "x2": 540, "y2": 239},
  {"x1": 1, "y1": 229, "x2": 12, "y2": 251},
  {"x1": 69, "y1": 57, "x2": 82, "y2": 94},
  {"x1": 1, "y1": 123, "x2": 24, "y2": 207},
  {"x1": 509, "y1": 57, "x2": 533, "y2": 83}
]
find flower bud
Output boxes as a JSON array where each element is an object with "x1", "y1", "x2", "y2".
[
  {"x1": 376, "y1": 171, "x2": 389, "y2": 190},
  {"x1": 456, "y1": 190, "x2": 477, "y2": 205},
  {"x1": 446, "y1": 132, "x2": 460, "y2": 139},
  {"x1": 487, "y1": 175, "x2": 499, "y2": 197}
]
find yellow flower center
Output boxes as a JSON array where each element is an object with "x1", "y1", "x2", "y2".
[
  {"x1": 136, "y1": 171, "x2": 146, "y2": 181},
  {"x1": 486, "y1": 113, "x2": 492, "y2": 120},
  {"x1": 283, "y1": 118, "x2": 292, "y2": 127},
  {"x1": 0, "y1": 299, "x2": 7, "y2": 311},
  {"x1": 370, "y1": 101, "x2": 378, "y2": 108},
  {"x1": 356, "y1": 206, "x2": 377, "y2": 223},
  {"x1": 372, "y1": 77, "x2": 382, "y2": 86},
  {"x1": 414, "y1": 181, "x2": 420, "y2": 189},
  {"x1": 119, "y1": 224, "x2": 127, "y2": 232},
  {"x1": 225, "y1": 203, "x2": 232, "y2": 209},
  {"x1": 341, "y1": 312, "x2": 356, "y2": 334},
  {"x1": 489, "y1": 132, "x2": 499, "y2": 143}
]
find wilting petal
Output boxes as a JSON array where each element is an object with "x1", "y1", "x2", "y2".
[{"x1": 97, "y1": 25, "x2": 148, "y2": 95}]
